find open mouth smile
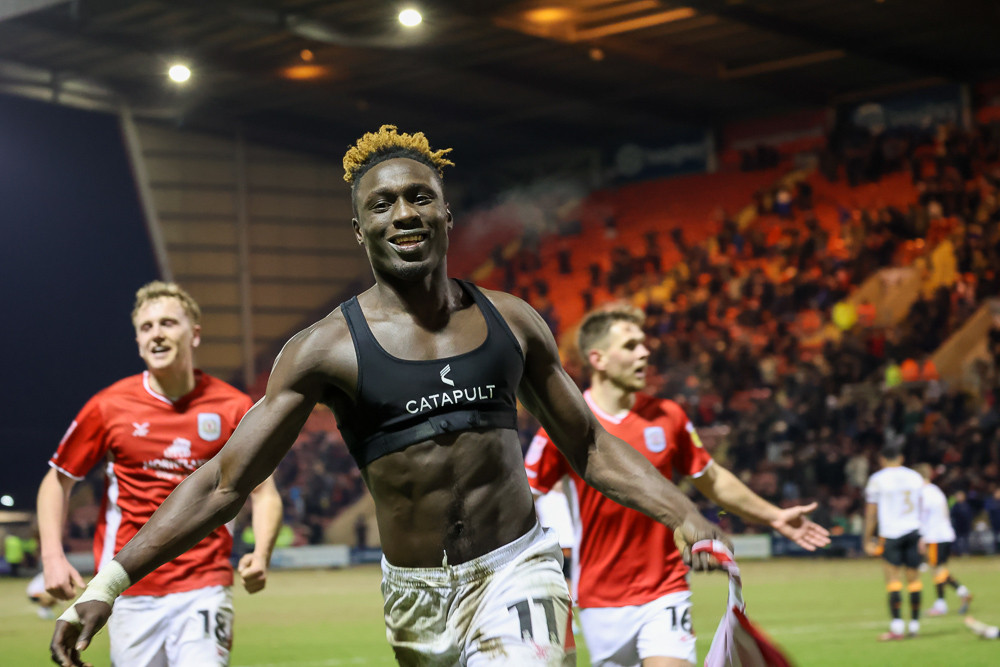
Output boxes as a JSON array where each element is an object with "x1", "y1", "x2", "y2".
[{"x1": 389, "y1": 231, "x2": 429, "y2": 250}]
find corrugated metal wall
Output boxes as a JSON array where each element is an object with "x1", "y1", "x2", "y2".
[{"x1": 133, "y1": 121, "x2": 372, "y2": 386}]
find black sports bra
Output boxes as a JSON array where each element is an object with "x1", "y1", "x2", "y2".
[{"x1": 337, "y1": 280, "x2": 524, "y2": 467}]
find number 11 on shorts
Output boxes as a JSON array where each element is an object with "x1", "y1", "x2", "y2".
[{"x1": 508, "y1": 597, "x2": 560, "y2": 643}]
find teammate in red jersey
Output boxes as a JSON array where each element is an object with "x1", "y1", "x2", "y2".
[
  {"x1": 526, "y1": 305, "x2": 829, "y2": 666},
  {"x1": 38, "y1": 281, "x2": 283, "y2": 667}
]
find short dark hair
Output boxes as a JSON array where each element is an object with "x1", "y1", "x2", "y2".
[{"x1": 880, "y1": 441, "x2": 904, "y2": 461}]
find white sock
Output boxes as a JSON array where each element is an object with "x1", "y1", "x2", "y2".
[
  {"x1": 909, "y1": 620, "x2": 920, "y2": 635},
  {"x1": 890, "y1": 618, "x2": 905, "y2": 636},
  {"x1": 957, "y1": 585, "x2": 970, "y2": 597}
]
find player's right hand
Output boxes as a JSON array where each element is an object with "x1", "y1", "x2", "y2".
[
  {"x1": 674, "y1": 513, "x2": 734, "y2": 571},
  {"x1": 49, "y1": 600, "x2": 111, "y2": 667},
  {"x1": 43, "y1": 557, "x2": 86, "y2": 601}
]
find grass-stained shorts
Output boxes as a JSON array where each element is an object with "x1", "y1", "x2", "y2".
[{"x1": 381, "y1": 523, "x2": 570, "y2": 666}]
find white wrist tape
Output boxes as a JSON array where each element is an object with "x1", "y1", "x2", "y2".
[{"x1": 57, "y1": 560, "x2": 131, "y2": 627}]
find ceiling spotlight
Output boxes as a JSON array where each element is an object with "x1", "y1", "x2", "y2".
[
  {"x1": 589, "y1": 47, "x2": 605, "y2": 62},
  {"x1": 0, "y1": 495, "x2": 13, "y2": 507},
  {"x1": 525, "y1": 7, "x2": 573, "y2": 24},
  {"x1": 399, "y1": 8, "x2": 422, "y2": 27},
  {"x1": 300, "y1": 49, "x2": 315, "y2": 62},
  {"x1": 281, "y1": 64, "x2": 332, "y2": 80},
  {"x1": 168, "y1": 64, "x2": 191, "y2": 83}
]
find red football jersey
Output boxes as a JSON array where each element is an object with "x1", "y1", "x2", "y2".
[
  {"x1": 525, "y1": 390, "x2": 713, "y2": 609},
  {"x1": 50, "y1": 370, "x2": 253, "y2": 597}
]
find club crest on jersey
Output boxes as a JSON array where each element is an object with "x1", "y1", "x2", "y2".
[
  {"x1": 198, "y1": 413, "x2": 222, "y2": 441},
  {"x1": 644, "y1": 426, "x2": 667, "y2": 453}
]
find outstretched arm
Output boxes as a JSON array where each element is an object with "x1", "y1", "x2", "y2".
[
  {"x1": 238, "y1": 475, "x2": 283, "y2": 594},
  {"x1": 50, "y1": 327, "x2": 336, "y2": 666},
  {"x1": 691, "y1": 463, "x2": 830, "y2": 551},
  {"x1": 500, "y1": 294, "x2": 731, "y2": 567}
]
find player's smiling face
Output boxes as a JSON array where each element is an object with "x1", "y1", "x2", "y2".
[
  {"x1": 133, "y1": 297, "x2": 200, "y2": 375},
  {"x1": 352, "y1": 158, "x2": 452, "y2": 281},
  {"x1": 594, "y1": 321, "x2": 650, "y2": 392}
]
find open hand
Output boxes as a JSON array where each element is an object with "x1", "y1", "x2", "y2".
[{"x1": 770, "y1": 502, "x2": 831, "y2": 551}]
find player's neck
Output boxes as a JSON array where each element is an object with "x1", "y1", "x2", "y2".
[
  {"x1": 588, "y1": 379, "x2": 636, "y2": 417},
  {"x1": 147, "y1": 367, "x2": 197, "y2": 401},
  {"x1": 370, "y1": 267, "x2": 456, "y2": 323}
]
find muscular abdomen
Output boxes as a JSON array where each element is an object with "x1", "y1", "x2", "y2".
[{"x1": 361, "y1": 429, "x2": 536, "y2": 567}]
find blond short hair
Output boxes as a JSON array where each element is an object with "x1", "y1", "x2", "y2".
[
  {"x1": 576, "y1": 304, "x2": 645, "y2": 369},
  {"x1": 132, "y1": 281, "x2": 201, "y2": 326}
]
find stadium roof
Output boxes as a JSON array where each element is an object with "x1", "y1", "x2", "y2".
[{"x1": 0, "y1": 0, "x2": 997, "y2": 167}]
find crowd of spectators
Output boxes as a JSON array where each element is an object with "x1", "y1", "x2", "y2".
[{"x1": 508, "y1": 119, "x2": 1000, "y2": 551}]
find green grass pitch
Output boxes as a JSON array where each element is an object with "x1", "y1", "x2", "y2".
[{"x1": 4, "y1": 557, "x2": 1000, "y2": 665}]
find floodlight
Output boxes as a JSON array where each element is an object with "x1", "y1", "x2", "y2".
[
  {"x1": 168, "y1": 64, "x2": 191, "y2": 83},
  {"x1": 399, "y1": 8, "x2": 422, "y2": 27}
]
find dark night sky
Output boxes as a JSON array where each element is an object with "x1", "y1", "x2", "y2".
[{"x1": 0, "y1": 93, "x2": 158, "y2": 508}]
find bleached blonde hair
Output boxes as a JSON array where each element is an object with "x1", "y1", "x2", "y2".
[{"x1": 342, "y1": 124, "x2": 454, "y2": 184}]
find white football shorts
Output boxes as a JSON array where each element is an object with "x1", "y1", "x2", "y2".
[
  {"x1": 108, "y1": 585, "x2": 233, "y2": 667},
  {"x1": 579, "y1": 590, "x2": 697, "y2": 666},
  {"x1": 381, "y1": 522, "x2": 571, "y2": 666}
]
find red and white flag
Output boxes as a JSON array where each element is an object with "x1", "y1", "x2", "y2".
[{"x1": 694, "y1": 540, "x2": 793, "y2": 667}]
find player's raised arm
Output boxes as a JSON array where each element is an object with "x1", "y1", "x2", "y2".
[
  {"x1": 497, "y1": 293, "x2": 731, "y2": 566},
  {"x1": 49, "y1": 324, "x2": 338, "y2": 667}
]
